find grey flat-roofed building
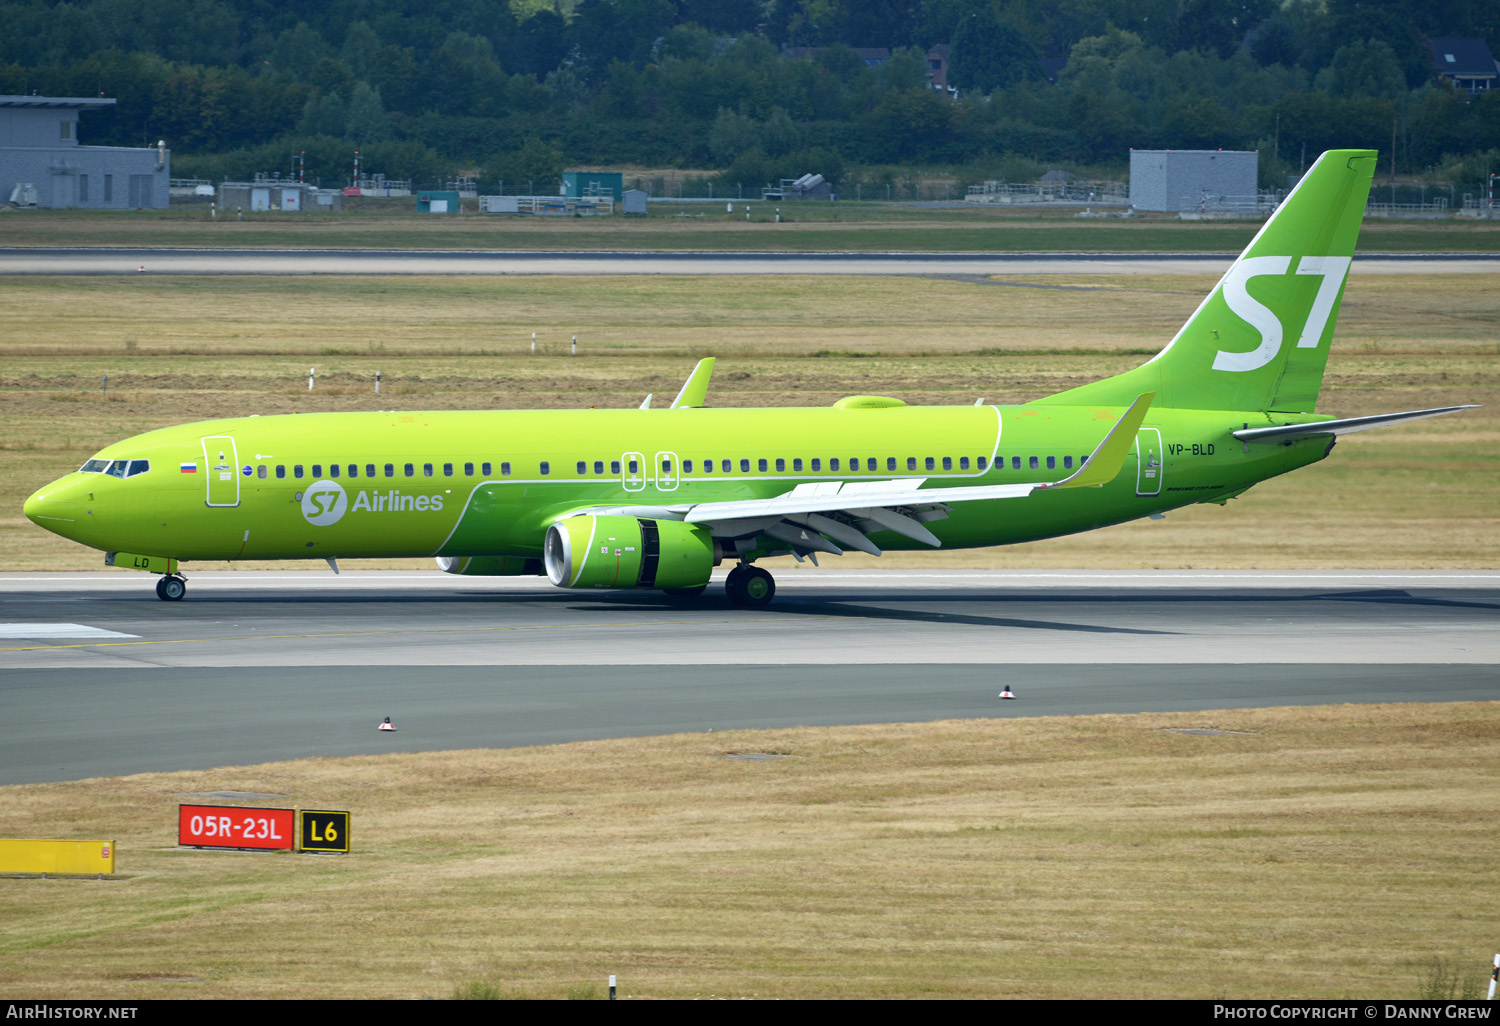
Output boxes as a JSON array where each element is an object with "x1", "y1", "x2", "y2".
[
  {"x1": 1129, "y1": 149, "x2": 1257, "y2": 212},
  {"x1": 0, "y1": 95, "x2": 169, "y2": 209}
]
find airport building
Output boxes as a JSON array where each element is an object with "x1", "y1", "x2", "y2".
[
  {"x1": 0, "y1": 95, "x2": 170, "y2": 209},
  {"x1": 1129, "y1": 149, "x2": 1257, "y2": 213}
]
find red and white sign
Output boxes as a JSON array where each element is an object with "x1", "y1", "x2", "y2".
[{"x1": 178, "y1": 805, "x2": 294, "y2": 850}]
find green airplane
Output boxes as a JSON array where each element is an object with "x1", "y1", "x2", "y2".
[{"x1": 23, "y1": 149, "x2": 1476, "y2": 606}]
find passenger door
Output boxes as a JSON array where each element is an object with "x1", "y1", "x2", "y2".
[
  {"x1": 1135, "y1": 428, "x2": 1162, "y2": 497},
  {"x1": 201, "y1": 435, "x2": 240, "y2": 507}
]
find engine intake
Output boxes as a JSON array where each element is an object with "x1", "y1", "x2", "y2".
[{"x1": 544, "y1": 516, "x2": 715, "y2": 591}]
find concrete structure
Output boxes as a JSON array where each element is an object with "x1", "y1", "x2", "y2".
[
  {"x1": 1129, "y1": 149, "x2": 1257, "y2": 213},
  {"x1": 563, "y1": 171, "x2": 623, "y2": 201},
  {"x1": 0, "y1": 95, "x2": 169, "y2": 209},
  {"x1": 219, "y1": 179, "x2": 341, "y2": 213}
]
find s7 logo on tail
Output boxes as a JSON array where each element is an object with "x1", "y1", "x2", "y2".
[{"x1": 1212, "y1": 255, "x2": 1351, "y2": 373}]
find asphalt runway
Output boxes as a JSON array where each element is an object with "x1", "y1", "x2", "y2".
[
  {"x1": 1, "y1": 570, "x2": 1495, "y2": 785},
  {"x1": 2, "y1": 247, "x2": 1496, "y2": 276}
]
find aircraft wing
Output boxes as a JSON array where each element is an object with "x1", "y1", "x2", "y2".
[{"x1": 569, "y1": 393, "x2": 1154, "y2": 558}]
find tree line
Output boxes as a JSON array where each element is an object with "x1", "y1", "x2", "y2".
[{"x1": 1, "y1": 0, "x2": 1496, "y2": 192}]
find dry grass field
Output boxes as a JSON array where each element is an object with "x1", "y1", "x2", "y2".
[
  {"x1": 2, "y1": 272, "x2": 1495, "y2": 570},
  {"x1": 1, "y1": 703, "x2": 1496, "y2": 999}
]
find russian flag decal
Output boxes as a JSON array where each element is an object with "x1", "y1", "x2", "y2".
[{"x1": 180, "y1": 462, "x2": 198, "y2": 473}]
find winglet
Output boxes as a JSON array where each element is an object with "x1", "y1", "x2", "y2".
[
  {"x1": 1041, "y1": 392, "x2": 1155, "y2": 489},
  {"x1": 671, "y1": 357, "x2": 716, "y2": 409}
]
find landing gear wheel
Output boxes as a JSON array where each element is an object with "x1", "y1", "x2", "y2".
[
  {"x1": 156, "y1": 575, "x2": 186, "y2": 601},
  {"x1": 725, "y1": 564, "x2": 775, "y2": 607}
]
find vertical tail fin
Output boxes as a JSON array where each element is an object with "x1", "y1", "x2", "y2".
[{"x1": 1037, "y1": 149, "x2": 1377, "y2": 412}]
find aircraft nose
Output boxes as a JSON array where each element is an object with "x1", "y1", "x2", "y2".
[{"x1": 24, "y1": 479, "x2": 82, "y2": 532}]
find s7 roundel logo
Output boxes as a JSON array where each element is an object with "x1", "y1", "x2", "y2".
[
  {"x1": 1212, "y1": 255, "x2": 1351, "y2": 373},
  {"x1": 301, "y1": 480, "x2": 348, "y2": 526}
]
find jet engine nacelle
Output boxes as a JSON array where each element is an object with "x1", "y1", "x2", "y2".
[
  {"x1": 435, "y1": 556, "x2": 544, "y2": 576},
  {"x1": 544, "y1": 515, "x2": 716, "y2": 591}
]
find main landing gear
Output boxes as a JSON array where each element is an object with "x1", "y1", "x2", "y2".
[
  {"x1": 725, "y1": 564, "x2": 775, "y2": 608},
  {"x1": 154, "y1": 574, "x2": 187, "y2": 601}
]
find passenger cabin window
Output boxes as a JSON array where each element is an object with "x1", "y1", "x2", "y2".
[
  {"x1": 482, "y1": 462, "x2": 492, "y2": 476},
  {"x1": 465, "y1": 462, "x2": 474, "y2": 476},
  {"x1": 775, "y1": 458, "x2": 785, "y2": 472},
  {"x1": 593, "y1": 461, "x2": 604, "y2": 475},
  {"x1": 384, "y1": 464, "x2": 394, "y2": 478},
  {"x1": 423, "y1": 463, "x2": 433, "y2": 477},
  {"x1": 1012, "y1": 456, "x2": 1022, "y2": 470},
  {"x1": 628, "y1": 459, "x2": 638, "y2": 474},
  {"x1": 330, "y1": 464, "x2": 340, "y2": 478},
  {"x1": 887, "y1": 457, "x2": 897, "y2": 471},
  {"x1": 501, "y1": 462, "x2": 511, "y2": 476},
  {"x1": 540, "y1": 461, "x2": 550, "y2": 475},
  {"x1": 1047, "y1": 456, "x2": 1056, "y2": 469},
  {"x1": 978, "y1": 456, "x2": 988, "y2": 471},
  {"x1": 740, "y1": 459, "x2": 750, "y2": 473},
  {"x1": 276, "y1": 465, "x2": 286, "y2": 479},
  {"x1": 1063, "y1": 456, "x2": 1073, "y2": 469},
  {"x1": 662, "y1": 459, "x2": 672, "y2": 473},
  {"x1": 793, "y1": 458, "x2": 803, "y2": 471},
  {"x1": 257, "y1": 465, "x2": 268, "y2": 479},
  {"x1": 758, "y1": 458, "x2": 768, "y2": 472},
  {"x1": 907, "y1": 457, "x2": 917, "y2": 472},
  {"x1": 959, "y1": 457, "x2": 969, "y2": 470},
  {"x1": 576, "y1": 461, "x2": 586, "y2": 475},
  {"x1": 443, "y1": 463, "x2": 453, "y2": 477},
  {"x1": 703, "y1": 459, "x2": 713, "y2": 474},
  {"x1": 610, "y1": 460, "x2": 620, "y2": 474},
  {"x1": 830, "y1": 458, "x2": 839, "y2": 471},
  {"x1": 312, "y1": 464, "x2": 322, "y2": 478},
  {"x1": 942, "y1": 457, "x2": 952, "y2": 470},
  {"x1": 1029, "y1": 456, "x2": 1039, "y2": 470},
  {"x1": 924, "y1": 457, "x2": 935, "y2": 471},
  {"x1": 404, "y1": 463, "x2": 414, "y2": 477},
  {"x1": 684, "y1": 460, "x2": 693, "y2": 473},
  {"x1": 347, "y1": 464, "x2": 357, "y2": 478}
]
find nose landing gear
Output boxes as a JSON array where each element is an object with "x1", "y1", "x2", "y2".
[
  {"x1": 725, "y1": 564, "x2": 775, "y2": 607},
  {"x1": 154, "y1": 574, "x2": 187, "y2": 601}
]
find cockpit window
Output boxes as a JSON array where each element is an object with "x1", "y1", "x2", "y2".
[{"x1": 81, "y1": 458, "x2": 150, "y2": 477}]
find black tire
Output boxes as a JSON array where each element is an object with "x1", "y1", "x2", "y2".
[
  {"x1": 725, "y1": 564, "x2": 774, "y2": 607},
  {"x1": 158, "y1": 575, "x2": 186, "y2": 601}
]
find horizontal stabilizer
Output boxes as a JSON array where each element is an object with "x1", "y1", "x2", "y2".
[{"x1": 1232, "y1": 405, "x2": 1479, "y2": 443}]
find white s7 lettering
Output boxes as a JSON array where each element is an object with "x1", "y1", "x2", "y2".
[{"x1": 1212, "y1": 255, "x2": 1351, "y2": 373}]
